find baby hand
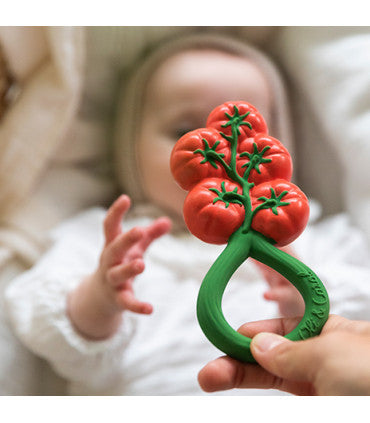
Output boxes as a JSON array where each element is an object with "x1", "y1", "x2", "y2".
[
  {"x1": 254, "y1": 245, "x2": 305, "y2": 318},
  {"x1": 96, "y1": 194, "x2": 172, "y2": 314},
  {"x1": 68, "y1": 195, "x2": 172, "y2": 340}
]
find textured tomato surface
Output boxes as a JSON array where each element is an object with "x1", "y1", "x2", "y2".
[
  {"x1": 206, "y1": 101, "x2": 267, "y2": 139},
  {"x1": 170, "y1": 128, "x2": 230, "y2": 191},
  {"x1": 236, "y1": 133, "x2": 292, "y2": 184},
  {"x1": 183, "y1": 178, "x2": 245, "y2": 244},
  {"x1": 251, "y1": 179, "x2": 309, "y2": 247}
]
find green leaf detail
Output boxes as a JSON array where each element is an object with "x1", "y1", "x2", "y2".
[
  {"x1": 257, "y1": 189, "x2": 290, "y2": 215},
  {"x1": 219, "y1": 132, "x2": 233, "y2": 143},
  {"x1": 240, "y1": 143, "x2": 272, "y2": 175},
  {"x1": 209, "y1": 181, "x2": 244, "y2": 208},
  {"x1": 194, "y1": 138, "x2": 225, "y2": 169},
  {"x1": 221, "y1": 105, "x2": 253, "y2": 136}
]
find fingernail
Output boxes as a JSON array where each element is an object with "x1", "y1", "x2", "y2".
[{"x1": 252, "y1": 332, "x2": 287, "y2": 353}]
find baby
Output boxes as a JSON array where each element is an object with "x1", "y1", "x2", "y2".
[
  {"x1": 4, "y1": 33, "x2": 292, "y2": 396},
  {"x1": 5, "y1": 33, "x2": 370, "y2": 396}
]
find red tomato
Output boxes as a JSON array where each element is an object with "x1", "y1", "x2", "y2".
[
  {"x1": 250, "y1": 179, "x2": 309, "y2": 247},
  {"x1": 183, "y1": 178, "x2": 245, "y2": 244},
  {"x1": 170, "y1": 128, "x2": 230, "y2": 191},
  {"x1": 206, "y1": 101, "x2": 268, "y2": 140},
  {"x1": 236, "y1": 134, "x2": 293, "y2": 184}
]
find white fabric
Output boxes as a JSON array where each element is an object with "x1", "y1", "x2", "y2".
[
  {"x1": 0, "y1": 26, "x2": 276, "y2": 396},
  {"x1": 5, "y1": 203, "x2": 370, "y2": 395},
  {"x1": 272, "y1": 27, "x2": 370, "y2": 237}
]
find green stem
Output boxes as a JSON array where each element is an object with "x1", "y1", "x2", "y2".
[
  {"x1": 220, "y1": 124, "x2": 255, "y2": 232},
  {"x1": 242, "y1": 160, "x2": 255, "y2": 181},
  {"x1": 230, "y1": 125, "x2": 238, "y2": 176},
  {"x1": 251, "y1": 202, "x2": 268, "y2": 220},
  {"x1": 196, "y1": 228, "x2": 330, "y2": 362},
  {"x1": 208, "y1": 152, "x2": 232, "y2": 175}
]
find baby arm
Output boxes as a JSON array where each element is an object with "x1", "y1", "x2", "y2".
[{"x1": 67, "y1": 195, "x2": 172, "y2": 340}]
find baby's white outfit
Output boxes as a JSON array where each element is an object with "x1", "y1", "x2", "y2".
[{"x1": 5, "y1": 204, "x2": 370, "y2": 395}]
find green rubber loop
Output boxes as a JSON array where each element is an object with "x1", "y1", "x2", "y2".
[{"x1": 196, "y1": 227, "x2": 330, "y2": 362}]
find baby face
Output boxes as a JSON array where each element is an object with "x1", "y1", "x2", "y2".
[{"x1": 137, "y1": 48, "x2": 271, "y2": 218}]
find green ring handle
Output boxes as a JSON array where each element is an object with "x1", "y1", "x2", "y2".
[{"x1": 196, "y1": 227, "x2": 330, "y2": 362}]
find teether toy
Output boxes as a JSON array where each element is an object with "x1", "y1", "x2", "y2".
[{"x1": 170, "y1": 101, "x2": 330, "y2": 363}]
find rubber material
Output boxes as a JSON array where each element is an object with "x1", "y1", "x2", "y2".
[{"x1": 196, "y1": 227, "x2": 330, "y2": 362}]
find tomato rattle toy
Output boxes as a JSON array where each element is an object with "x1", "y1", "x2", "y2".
[{"x1": 170, "y1": 101, "x2": 330, "y2": 363}]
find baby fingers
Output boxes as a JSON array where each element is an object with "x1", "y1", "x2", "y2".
[
  {"x1": 103, "y1": 227, "x2": 144, "y2": 267},
  {"x1": 138, "y1": 217, "x2": 172, "y2": 252},
  {"x1": 107, "y1": 259, "x2": 145, "y2": 288},
  {"x1": 116, "y1": 289, "x2": 153, "y2": 315},
  {"x1": 264, "y1": 285, "x2": 305, "y2": 318},
  {"x1": 148, "y1": 216, "x2": 172, "y2": 239},
  {"x1": 264, "y1": 286, "x2": 301, "y2": 303},
  {"x1": 103, "y1": 195, "x2": 131, "y2": 245}
]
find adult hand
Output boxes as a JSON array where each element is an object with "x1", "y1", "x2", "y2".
[{"x1": 198, "y1": 315, "x2": 370, "y2": 395}]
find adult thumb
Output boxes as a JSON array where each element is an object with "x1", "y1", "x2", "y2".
[{"x1": 250, "y1": 332, "x2": 319, "y2": 383}]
